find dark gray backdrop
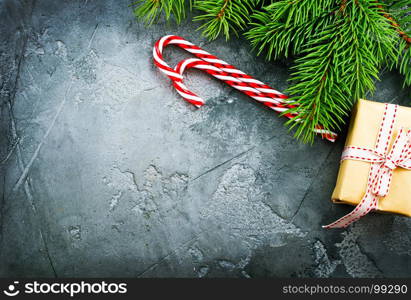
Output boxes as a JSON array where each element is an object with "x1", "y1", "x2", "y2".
[{"x1": 0, "y1": 0, "x2": 410, "y2": 277}]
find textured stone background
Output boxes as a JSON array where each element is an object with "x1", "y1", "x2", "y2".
[{"x1": 0, "y1": 0, "x2": 410, "y2": 278}]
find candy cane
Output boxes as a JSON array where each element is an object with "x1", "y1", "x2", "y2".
[{"x1": 153, "y1": 35, "x2": 337, "y2": 142}]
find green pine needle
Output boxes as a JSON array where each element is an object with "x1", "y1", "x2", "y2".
[
  {"x1": 245, "y1": 0, "x2": 336, "y2": 59},
  {"x1": 131, "y1": 0, "x2": 189, "y2": 25},
  {"x1": 385, "y1": 0, "x2": 411, "y2": 86},
  {"x1": 193, "y1": 0, "x2": 260, "y2": 40},
  {"x1": 285, "y1": 0, "x2": 398, "y2": 143}
]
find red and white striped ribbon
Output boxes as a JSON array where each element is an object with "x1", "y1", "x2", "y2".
[
  {"x1": 153, "y1": 35, "x2": 337, "y2": 142},
  {"x1": 324, "y1": 103, "x2": 411, "y2": 228}
]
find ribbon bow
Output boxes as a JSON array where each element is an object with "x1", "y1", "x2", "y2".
[{"x1": 324, "y1": 103, "x2": 411, "y2": 228}]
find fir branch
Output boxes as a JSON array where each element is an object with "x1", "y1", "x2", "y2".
[
  {"x1": 193, "y1": 0, "x2": 260, "y2": 40},
  {"x1": 245, "y1": 0, "x2": 337, "y2": 59},
  {"x1": 384, "y1": 0, "x2": 411, "y2": 86},
  {"x1": 400, "y1": 44, "x2": 411, "y2": 86},
  {"x1": 285, "y1": 22, "x2": 352, "y2": 142},
  {"x1": 286, "y1": 0, "x2": 397, "y2": 143},
  {"x1": 131, "y1": 0, "x2": 189, "y2": 25}
]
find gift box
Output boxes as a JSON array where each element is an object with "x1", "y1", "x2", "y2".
[{"x1": 327, "y1": 99, "x2": 411, "y2": 228}]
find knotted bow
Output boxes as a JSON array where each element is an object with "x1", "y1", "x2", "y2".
[{"x1": 324, "y1": 103, "x2": 411, "y2": 228}]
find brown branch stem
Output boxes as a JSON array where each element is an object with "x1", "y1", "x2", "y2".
[
  {"x1": 217, "y1": 0, "x2": 230, "y2": 19},
  {"x1": 377, "y1": 4, "x2": 411, "y2": 45}
]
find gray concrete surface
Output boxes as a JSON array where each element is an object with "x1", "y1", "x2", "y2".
[{"x1": 0, "y1": 0, "x2": 410, "y2": 278}]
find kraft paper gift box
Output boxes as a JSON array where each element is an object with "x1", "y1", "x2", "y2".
[{"x1": 331, "y1": 99, "x2": 411, "y2": 217}]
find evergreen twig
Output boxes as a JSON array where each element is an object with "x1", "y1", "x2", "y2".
[
  {"x1": 384, "y1": 0, "x2": 411, "y2": 86},
  {"x1": 131, "y1": 0, "x2": 189, "y2": 25},
  {"x1": 245, "y1": 0, "x2": 336, "y2": 59},
  {"x1": 285, "y1": 0, "x2": 397, "y2": 142},
  {"x1": 194, "y1": 0, "x2": 260, "y2": 40}
]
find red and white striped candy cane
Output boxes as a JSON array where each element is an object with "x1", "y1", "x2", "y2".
[{"x1": 153, "y1": 35, "x2": 337, "y2": 142}]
